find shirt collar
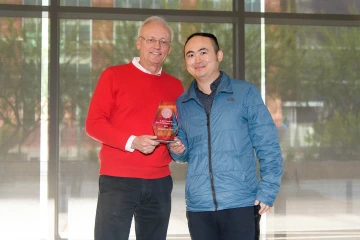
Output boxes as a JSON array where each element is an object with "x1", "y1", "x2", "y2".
[
  {"x1": 132, "y1": 57, "x2": 162, "y2": 76},
  {"x1": 194, "y1": 71, "x2": 223, "y2": 94}
]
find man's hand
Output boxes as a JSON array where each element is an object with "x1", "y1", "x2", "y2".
[
  {"x1": 132, "y1": 135, "x2": 160, "y2": 155},
  {"x1": 168, "y1": 137, "x2": 185, "y2": 154},
  {"x1": 254, "y1": 200, "x2": 272, "y2": 215}
]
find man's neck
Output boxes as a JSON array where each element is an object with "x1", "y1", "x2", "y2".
[
  {"x1": 132, "y1": 57, "x2": 162, "y2": 75},
  {"x1": 196, "y1": 80, "x2": 212, "y2": 95},
  {"x1": 139, "y1": 61, "x2": 161, "y2": 75},
  {"x1": 196, "y1": 71, "x2": 221, "y2": 94}
]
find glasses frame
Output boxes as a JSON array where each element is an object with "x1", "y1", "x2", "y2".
[{"x1": 139, "y1": 36, "x2": 171, "y2": 47}]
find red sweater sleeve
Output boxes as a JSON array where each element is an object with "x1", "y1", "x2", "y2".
[{"x1": 85, "y1": 67, "x2": 131, "y2": 151}]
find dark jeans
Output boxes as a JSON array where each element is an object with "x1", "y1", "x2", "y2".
[
  {"x1": 94, "y1": 175, "x2": 173, "y2": 240},
  {"x1": 187, "y1": 206, "x2": 255, "y2": 240}
]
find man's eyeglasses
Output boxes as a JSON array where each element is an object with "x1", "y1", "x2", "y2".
[{"x1": 139, "y1": 36, "x2": 171, "y2": 47}]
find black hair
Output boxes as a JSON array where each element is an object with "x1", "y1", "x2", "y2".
[{"x1": 184, "y1": 32, "x2": 220, "y2": 54}]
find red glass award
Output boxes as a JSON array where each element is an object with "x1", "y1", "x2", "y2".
[{"x1": 152, "y1": 101, "x2": 179, "y2": 143}]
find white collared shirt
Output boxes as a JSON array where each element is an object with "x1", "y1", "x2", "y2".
[{"x1": 132, "y1": 57, "x2": 162, "y2": 76}]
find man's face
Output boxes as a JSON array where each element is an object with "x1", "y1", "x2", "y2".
[
  {"x1": 136, "y1": 21, "x2": 171, "y2": 72},
  {"x1": 184, "y1": 36, "x2": 223, "y2": 81}
]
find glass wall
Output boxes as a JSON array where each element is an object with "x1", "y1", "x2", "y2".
[
  {"x1": 0, "y1": 0, "x2": 359, "y2": 240},
  {"x1": 60, "y1": 0, "x2": 233, "y2": 11},
  {"x1": 0, "y1": 0, "x2": 43, "y2": 5},
  {"x1": 245, "y1": 22, "x2": 360, "y2": 238},
  {"x1": 245, "y1": 0, "x2": 360, "y2": 14},
  {"x1": 0, "y1": 16, "x2": 44, "y2": 239}
]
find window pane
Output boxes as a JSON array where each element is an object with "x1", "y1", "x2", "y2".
[
  {"x1": 245, "y1": 23, "x2": 360, "y2": 237},
  {"x1": 60, "y1": 0, "x2": 233, "y2": 11},
  {"x1": 0, "y1": 0, "x2": 42, "y2": 5},
  {"x1": 0, "y1": 17, "x2": 43, "y2": 239},
  {"x1": 61, "y1": 0, "x2": 91, "y2": 7},
  {"x1": 59, "y1": 18, "x2": 233, "y2": 238},
  {"x1": 245, "y1": 0, "x2": 360, "y2": 14}
]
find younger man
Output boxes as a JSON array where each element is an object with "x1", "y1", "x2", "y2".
[{"x1": 169, "y1": 32, "x2": 283, "y2": 240}]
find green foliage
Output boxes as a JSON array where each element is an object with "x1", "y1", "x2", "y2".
[
  {"x1": 311, "y1": 111, "x2": 360, "y2": 160},
  {"x1": 246, "y1": 23, "x2": 360, "y2": 161},
  {"x1": 59, "y1": 19, "x2": 93, "y2": 129},
  {"x1": 307, "y1": 27, "x2": 360, "y2": 160},
  {"x1": 0, "y1": 18, "x2": 41, "y2": 160},
  {"x1": 2, "y1": 15, "x2": 359, "y2": 162}
]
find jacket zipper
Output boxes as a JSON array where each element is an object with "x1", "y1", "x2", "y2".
[{"x1": 206, "y1": 112, "x2": 218, "y2": 211}]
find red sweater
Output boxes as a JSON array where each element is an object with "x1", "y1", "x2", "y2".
[{"x1": 85, "y1": 63, "x2": 184, "y2": 179}]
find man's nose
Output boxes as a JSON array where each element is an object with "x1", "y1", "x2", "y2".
[{"x1": 195, "y1": 54, "x2": 201, "y2": 63}]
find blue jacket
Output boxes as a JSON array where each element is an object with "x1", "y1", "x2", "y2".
[{"x1": 170, "y1": 72, "x2": 283, "y2": 212}]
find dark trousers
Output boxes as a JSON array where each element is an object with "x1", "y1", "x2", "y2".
[
  {"x1": 187, "y1": 206, "x2": 255, "y2": 240},
  {"x1": 254, "y1": 204, "x2": 261, "y2": 240},
  {"x1": 94, "y1": 175, "x2": 173, "y2": 240}
]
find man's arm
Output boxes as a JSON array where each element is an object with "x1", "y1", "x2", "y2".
[
  {"x1": 247, "y1": 86, "x2": 284, "y2": 207},
  {"x1": 85, "y1": 68, "x2": 133, "y2": 151}
]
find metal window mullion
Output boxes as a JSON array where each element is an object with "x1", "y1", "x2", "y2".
[
  {"x1": 48, "y1": 0, "x2": 61, "y2": 240},
  {"x1": 234, "y1": 0, "x2": 245, "y2": 80}
]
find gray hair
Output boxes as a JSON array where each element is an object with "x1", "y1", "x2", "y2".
[{"x1": 138, "y1": 16, "x2": 174, "y2": 42}]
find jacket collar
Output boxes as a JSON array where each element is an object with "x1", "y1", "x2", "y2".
[{"x1": 182, "y1": 71, "x2": 233, "y2": 103}]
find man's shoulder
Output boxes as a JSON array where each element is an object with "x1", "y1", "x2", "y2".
[
  {"x1": 219, "y1": 71, "x2": 249, "y2": 87},
  {"x1": 228, "y1": 77, "x2": 252, "y2": 87},
  {"x1": 176, "y1": 91, "x2": 186, "y2": 100},
  {"x1": 162, "y1": 71, "x2": 181, "y2": 82},
  {"x1": 161, "y1": 72, "x2": 184, "y2": 92},
  {"x1": 104, "y1": 62, "x2": 132, "y2": 72},
  {"x1": 97, "y1": 63, "x2": 134, "y2": 83},
  {"x1": 226, "y1": 76, "x2": 258, "y2": 92},
  {"x1": 176, "y1": 85, "x2": 194, "y2": 104}
]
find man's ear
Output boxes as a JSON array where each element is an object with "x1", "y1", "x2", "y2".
[
  {"x1": 136, "y1": 37, "x2": 141, "y2": 50},
  {"x1": 217, "y1": 50, "x2": 224, "y2": 62},
  {"x1": 167, "y1": 46, "x2": 171, "y2": 55}
]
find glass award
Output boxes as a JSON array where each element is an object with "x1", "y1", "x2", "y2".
[{"x1": 152, "y1": 101, "x2": 179, "y2": 143}]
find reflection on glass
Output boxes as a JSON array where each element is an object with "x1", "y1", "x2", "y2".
[
  {"x1": 0, "y1": 17, "x2": 42, "y2": 239},
  {"x1": 60, "y1": 0, "x2": 232, "y2": 11},
  {"x1": 245, "y1": 0, "x2": 360, "y2": 14},
  {"x1": 245, "y1": 23, "x2": 360, "y2": 237},
  {"x1": 61, "y1": 0, "x2": 91, "y2": 7},
  {"x1": 0, "y1": 0, "x2": 43, "y2": 5}
]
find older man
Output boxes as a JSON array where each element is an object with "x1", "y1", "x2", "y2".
[{"x1": 86, "y1": 16, "x2": 184, "y2": 240}]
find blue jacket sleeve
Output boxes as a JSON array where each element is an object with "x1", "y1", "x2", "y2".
[{"x1": 247, "y1": 86, "x2": 284, "y2": 206}]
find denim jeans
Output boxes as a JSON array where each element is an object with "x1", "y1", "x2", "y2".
[{"x1": 94, "y1": 175, "x2": 173, "y2": 240}]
